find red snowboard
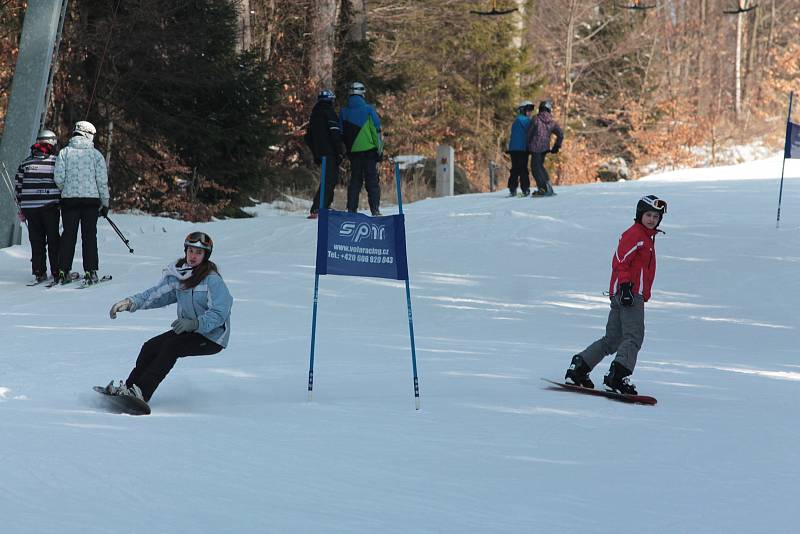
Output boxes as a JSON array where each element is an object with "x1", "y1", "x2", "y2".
[{"x1": 542, "y1": 378, "x2": 657, "y2": 405}]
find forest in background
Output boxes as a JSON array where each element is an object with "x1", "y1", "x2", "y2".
[{"x1": 0, "y1": 0, "x2": 798, "y2": 219}]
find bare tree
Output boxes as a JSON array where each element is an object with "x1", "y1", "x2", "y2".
[
  {"x1": 234, "y1": 0, "x2": 252, "y2": 53},
  {"x1": 310, "y1": 0, "x2": 339, "y2": 90}
]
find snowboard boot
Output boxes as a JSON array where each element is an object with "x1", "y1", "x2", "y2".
[
  {"x1": 371, "y1": 209, "x2": 383, "y2": 216},
  {"x1": 104, "y1": 380, "x2": 125, "y2": 395},
  {"x1": 565, "y1": 354, "x2": 594, "y2": 389},
  {"x1": 59, "y1": 269, "x2": 72, "y2": 285},
  {"x1": 120, "y1": 383, "x2": 145, "y2": 402},
  {"x1": 84, "y1": 270, "x2": 100, "y2": 285},
  {"x1": 33, "y1": 272, "x2": 48, "y2": 284},
  {"x1": 307, "y1": 212, "x2": 318, "y2": 220},
  {"x1": 603, "y1": 361, "x2": 637, "y2": 395}
]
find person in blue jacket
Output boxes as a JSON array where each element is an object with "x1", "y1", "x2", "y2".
[
  {"x1": 105, "y1": 232, "x2": 233, "y2": 402},
  {"x1": 340, "y1": 81, "x2": 384, "y2": 216},
  {"x1": 507, "y1": 101, "x2": 534, "y2": 196}
]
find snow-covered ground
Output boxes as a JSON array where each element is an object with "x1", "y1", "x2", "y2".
[{"x1": 2, "y1": 156, "x2": 799, "y2": 533}]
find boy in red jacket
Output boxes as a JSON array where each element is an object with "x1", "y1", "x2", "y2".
[{"x1": 564, "y1": 195, "x2": 667, "y2": 394}]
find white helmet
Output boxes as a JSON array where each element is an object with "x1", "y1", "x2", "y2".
[
  {"x1": 348, "y1": 82, "x2": 366, "y2": 97},
  {"x1": 36, "y1": 129, "x2": 58, "y2": 145},
  {"x1": 73, "y1": 120, "x2": 96, "y2": 141},
  {"x1": 517, "y1": 100, "x2": 534, "y2": 112}
]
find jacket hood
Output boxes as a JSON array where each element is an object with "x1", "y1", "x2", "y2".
[
  {"x1": 68, "y1": 136, "x2": 95, "y2": 150},
  {"x1": 536, "y1": 110, "x2": 554, "y2": 125},
  {"x1": 346, "y1": 95, "x2": 367, "y2": 108}
]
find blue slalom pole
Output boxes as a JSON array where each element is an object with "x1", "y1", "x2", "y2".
[
  {"x1": 308, "y1": 157, "x2": 327, "y2": 400},
  {"x1": 396, "y1": 162, "x2": 421, "y2": 410},
  {"x1": 777, "y1": 91, "x2": 794, "y2": 229}
]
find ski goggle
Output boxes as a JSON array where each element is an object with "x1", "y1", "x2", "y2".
[
  {"x1": 640, "y1": 196, "x2": 667, "y2": 214},
  {"x1": 184, "y1": 232, "x2": 213, "y2": 252}
]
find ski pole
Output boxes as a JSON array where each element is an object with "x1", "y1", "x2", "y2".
[
  {"x1": 103, "y1": 214, "x2": 134, "y2": 253},
  {"x1": 0, "y1": 161, "x2": 28, "y2": 229}
]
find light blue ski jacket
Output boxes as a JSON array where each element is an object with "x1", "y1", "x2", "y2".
[{"x1": 129, "y1": 263, "x2": 233, "y2": 348}]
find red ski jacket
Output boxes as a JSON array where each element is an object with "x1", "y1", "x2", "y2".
[{"x1": 609, "y1": 222, "x2": 658, "y2": 302}]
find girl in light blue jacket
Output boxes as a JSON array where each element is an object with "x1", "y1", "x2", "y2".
[{"x1": 106, "y1": 232, "x2": 233, "y2": 403}]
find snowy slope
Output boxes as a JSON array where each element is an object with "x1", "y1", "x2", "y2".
[{"x1": 2, "y1": 157, "x2": 799, "y2": 533}]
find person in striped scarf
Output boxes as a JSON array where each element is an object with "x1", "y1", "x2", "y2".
[{"x1": 15, "y1": 129, "x2": 61, "y2": 283}]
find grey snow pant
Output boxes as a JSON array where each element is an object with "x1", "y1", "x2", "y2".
[{"x1": 579, "y1": 294, "x2": 645, "y2": 373}]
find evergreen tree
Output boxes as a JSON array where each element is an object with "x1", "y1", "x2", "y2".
[{"x1": 56, "y1": 0, "x2": 280, "y2": 218}]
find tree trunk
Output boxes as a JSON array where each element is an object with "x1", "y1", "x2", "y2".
[
  {"x1": 234, "y1": 0, "x2": 252, "y2": 53},
  {"x1": 745, "y1": 0, "x2": 760, "y2": 110},
  {"x1": 734, "y1": 0, "x2": 746, "y2": 120},
  {"x1": 310, "y1": 0, "x2": 339, "y2": 91},
  {"x1": 695, "y1": 0, "x2": 707, "y2": 114},
  {"x1": 346, "y1": 0, "x2": 367, "y2": 43},
  {"x1": 562, "y1": 0, "x2": 578, "y2": 124},
  {"x1": 263, "y1": 0, "x2": 275, "y2": 61}
]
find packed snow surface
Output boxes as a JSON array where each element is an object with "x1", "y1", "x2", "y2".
[{"x1": 2, "y1": 156, "x2": 799, "y2": 533}]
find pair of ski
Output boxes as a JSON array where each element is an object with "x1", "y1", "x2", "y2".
[
  {"x1": 542, "y1": 378, "x2": 657, "y2": 405},
  {"x1": 38, "y1": 273, "x2": 112, "y2": 288}
]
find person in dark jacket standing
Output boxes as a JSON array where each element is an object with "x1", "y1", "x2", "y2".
[
  {"x1": 507, "y1": 101, "x2": 534, "y2": 197},
  {"x1": 527, "y1": 100, "x2": 563, "y2": 197},
  {"x1": 53, "y1": 120, "x2": 109, "y2": 285},
  {"x1": 305, "y1": 89, "x2": 346, "y2": 219},
  {"x1": 15, "y1": 129, "x2": 61, "y2": 283},
  {"x1": 340, "y1": 81, "x2": 384, "y2": 216},
  {"x1": 564, "y1": 195, "x2": 667, "y2": 395}
]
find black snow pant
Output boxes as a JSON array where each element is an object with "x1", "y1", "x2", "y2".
[
  {"x1": 531, "y1": 152, "x2": 552, "y2": 193},
  {"x1": 346, "y1": 152, "x2": 380, "y2": 214},
  {"x1": 23, "y1": 205, "x2": 60, "y2": 277},
  {"x1": 126, "y1": 330, "x2": 223, "y2": 402},
  {"x1": 310, "y1": 155, "x2": 340, "y2": 214},
  {"x1": 507, "y1": 151, "x2": 530, "y2": 194},
  {"x1": 59, "y1": 198, "x2": 100, "y2": 273}
]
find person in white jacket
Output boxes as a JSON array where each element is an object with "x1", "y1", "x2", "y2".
[{"x1": 53, "y1": 121, "x2": 109, "y2": 285}]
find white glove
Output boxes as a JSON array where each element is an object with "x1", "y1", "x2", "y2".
[{"x1": 109, "y1": 298, "x2": 132, "y2": 319}]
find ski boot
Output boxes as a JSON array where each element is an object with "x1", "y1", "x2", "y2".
[
  {"x1": 565, "y1": 354, "x2": 594, "y2": 388},
  {"x1": 59, "y1": 269, "x2": 72, "y2": 285},
  {"x1": 603, "y1": 361, "x2": 637, "y2": 395},
  {"x1": 84, "y1": 270, "x2": 100, "y2": 285}
]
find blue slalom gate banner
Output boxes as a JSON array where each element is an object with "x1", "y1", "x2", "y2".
[
  {"x1": 315, "y1": 210, "x2": 408, "y2": 280},
  {"x1": 307, "y1": 158, "x2": 421, "y2": 409},
  {"x1": 785, "y1": 120, "x2": 800, "y2": 160},
  {"x1": 777, "y1": 92, "x2": 797, "y2": 228}
]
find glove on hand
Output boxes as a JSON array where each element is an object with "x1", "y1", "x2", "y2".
[
  {"x1": 619, "y1": 283, "x2": 634, "y2": 307},
  {"x1": 99, "y1": 199, "x2": 110, "y2": 217},
  {"x1": 171, "y1": 317, "x2": 199, "y2": 334},
  {"x1": 109, "y1": 298, "x2": 132, "y2": 319}
]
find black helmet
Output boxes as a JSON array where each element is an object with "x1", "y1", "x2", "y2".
[
  {"x1": 184, "y1": 231, "x2": 213, "y2": 260},
  {"x1": 317, "y1": 89, "x2": 335, "y2": 102},
  {"x1": 635, "y1": 195, "x2": 667, "y2": 226},
  {"x1": 539, "y1": 100, "x2": 553, "y2": 113}
]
